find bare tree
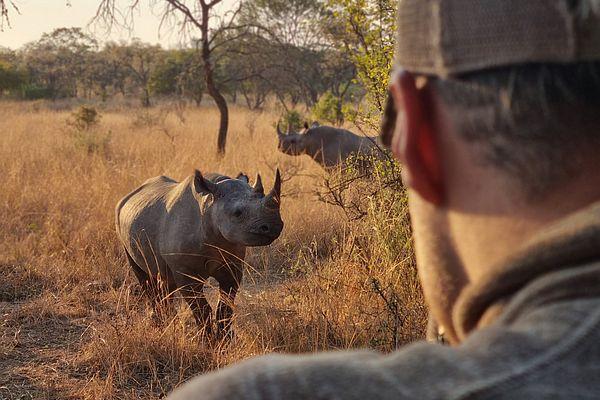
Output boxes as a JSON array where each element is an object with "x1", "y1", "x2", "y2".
[
  {"x1": 95, "y1": 0, "x2": 240, "y2": 154},
  {"x1": 0, "y1": 0, "x2": 18, "y2": 30}
]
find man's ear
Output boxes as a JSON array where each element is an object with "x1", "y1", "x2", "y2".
[
  {"x1": 390, "y1": 71, "x2": 444, "y2": 205},
  {"x1": 194, "y1": 170, "x2": 217, "y2": 196}
]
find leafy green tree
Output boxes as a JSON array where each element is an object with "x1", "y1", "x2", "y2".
[
  {"x1": 149, "y1": 49, "x2": 204, "y2": 105},
  {"x1": 105, "y1": 40, "x2": 162, "y2": 107},
  {"x1": 20, "y1": 27, "x2": 98, "y2": 98},
  {"x1": 312, "y1": 91, "x2": 344, "y2": 125},
  {"x1": 0, "y1": 60, "x2": 25, "y2": 96},
  {"x1": 234, "y1": 0, "x2": 356, "y2": 110},
  {"x1": 326, "y1": 0, "x2": 396, "y2": 130}
]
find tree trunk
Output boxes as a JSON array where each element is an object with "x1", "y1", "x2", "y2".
[
  {"x1": 203, "y1": 61, "x2": 228, "y2": 153},
  {"x1": 141, "y1": 86, "x2": 150, "y2": 107},
  {"x1": 211, "y1": 83, "x2": 228, "y2": 153},
  {"x1": 194, "y1": 90, "x2": 203, "y2": 106},
  {"x1": 201, "y1": 3, "x2": 228, "y2": 154}
]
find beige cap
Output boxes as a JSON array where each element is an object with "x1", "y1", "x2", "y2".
[{"x1": 395, "y1": 0, "x2": 600, "y2": 77}]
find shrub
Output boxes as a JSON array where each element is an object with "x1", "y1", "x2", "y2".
[
  {"x1": 313, "y1": 156, "x2": 425, "y2": 347},
  {"x1": 68, "y1": 106, "x2": 101, "y2": 131},
  {"x1": 280, "y1": 109, "x2": 304, "y2": 132},
  {"x1": 66, "y1": 106, "x2": 111, "y2": 155},
  {"x1": 312, "y1": 91, "x2": 344, "y2": 126},
  {"x1": 22, "y1": 84, "x2": 54, "y2": 100}
]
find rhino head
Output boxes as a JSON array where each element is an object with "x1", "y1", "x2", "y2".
[
  {"x1": 194, "y1": 170, "x2": 284, "y2": 247},
  {"x1": 276, "y1": 121, "x2": 320, "y2": 155}
]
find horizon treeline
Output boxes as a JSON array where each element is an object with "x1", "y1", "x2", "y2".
[{"x1": 0, "y1": 0, "x2": 395, "y2": 130}]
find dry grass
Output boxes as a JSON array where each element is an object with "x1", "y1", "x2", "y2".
[{"x1": 0, "y1": 100, "x2": 426, "y2": 399}]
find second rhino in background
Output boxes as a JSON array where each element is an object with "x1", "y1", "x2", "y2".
[{"x1": 277, "y1": 122, "x2": 384, "y2": 171}]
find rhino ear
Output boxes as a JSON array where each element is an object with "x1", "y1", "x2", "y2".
[
  {"x1": 311, "y1": 121, "x2": 320, "y2": 128},
  {"x1": 236, "y1": 172, "x2": 249, "y2": 184},
  {"x1": 194, "y1": 170, "x2": 217, "y2": 196},
  {"x1": 253, "y1": 173, "x2": 264, "y2": 195}
]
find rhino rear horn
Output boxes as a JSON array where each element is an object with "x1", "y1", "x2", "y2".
[
  {"x1": 267, "y1": 169, "x2": 282, "y2": 207},
  {"x1": 253, "y1": 173, "x2": 264, "y2": 195},
  {"x1": 194, "y1": 170, "x2": 217, "y2": 196}
]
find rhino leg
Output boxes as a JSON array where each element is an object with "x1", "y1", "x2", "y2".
[
  {"x1": 124, "y1": 247, "x2": 176, "y2": 321},
  {"x1": 173, "y1": 272, "x2": 213, "y2": 335},
  {"x1": 215, "y1": 267, "x2": 243, "y2": 339},
  {"x1": 124, "y1": 246, "x2": 152, "y2": 287}
]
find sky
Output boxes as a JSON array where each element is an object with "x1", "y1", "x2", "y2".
[{"x1": 0, "y1": 0, "x2": 236, "y2": 50}]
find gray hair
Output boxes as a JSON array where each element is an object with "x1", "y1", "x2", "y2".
[{"x1": 432, "y1": 62, "x2": 600, "y2": 198}]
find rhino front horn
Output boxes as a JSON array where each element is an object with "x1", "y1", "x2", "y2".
[
  {"x1": 267, "y1": 169, "x2": 282, "y2": 207},
  {"x1": 276, "y1": 122, "x2": 284, "y2": 136},
  {"x1": 253, "y1": 173, "x2": 264, "y2": 195}
]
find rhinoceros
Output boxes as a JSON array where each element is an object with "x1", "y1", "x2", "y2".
[
  {"x1": 277, "y1": 122, "x2": 383, "y2": 170},
  {"x1": 115, "y1": 170, "x2": 283, "y2": 336}
]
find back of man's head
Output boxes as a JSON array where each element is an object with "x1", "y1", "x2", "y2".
[
  {"x1": 383, "y1": 0, "x2": 600, "y2": 344},
  {"x1": 385, "y1": 0, "x2": 600, "y2": 199},
  {"x1": 433, "y1": 62, "x2": 600, "y2": 197}
]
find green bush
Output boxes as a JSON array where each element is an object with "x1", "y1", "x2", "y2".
[
  {"x1": 312, "y1": 91, "x2": 344, "y2": 126},
  {"x1": 22, "y1": 84, "x2": 54, "y2": 100},
  {"x1": 280, "y1": 109, "x2": 304, "y2": 132},
  {"x1": 0, "y1": 61, "x2": 26, "y2": 96}
]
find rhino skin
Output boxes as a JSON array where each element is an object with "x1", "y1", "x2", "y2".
[
  {"x1": 115, "y1": 170, "x2": 283, "y2": 336},
  {"x1": 277, "y1": 121, "x2": 384, "y2": 170}
]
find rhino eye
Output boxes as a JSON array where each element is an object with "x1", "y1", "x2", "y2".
[{"x1": 233, "y1": 209, "x2": 243, "y2": 218}]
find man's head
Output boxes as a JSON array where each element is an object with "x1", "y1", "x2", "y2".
[{"x1": 383, "y1": 0, "x2": 600, "y2": 343}]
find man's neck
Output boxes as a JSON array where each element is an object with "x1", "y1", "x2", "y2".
[
  {"x1": 451, "y1": 175, "x2": 600, "y2": 283},
  {"x1": 449, "y1": 212, "x2": 546, "y2": 282}
]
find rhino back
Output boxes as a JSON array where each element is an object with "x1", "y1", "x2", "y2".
[
  {"x1": 116, "y1": 176, "x2": 184, "y2": 270},
  {"x1": 309, "y1": 127, "x2": 379, "y2": 166}
]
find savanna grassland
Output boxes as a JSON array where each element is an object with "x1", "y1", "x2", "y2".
[{"x1": 0, "y1": 100, "x2": 427, "y2": 400}]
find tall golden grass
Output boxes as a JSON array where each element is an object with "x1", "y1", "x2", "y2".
[{"x1": 0, "y1": 100, "x2": 426, "y2": 400}]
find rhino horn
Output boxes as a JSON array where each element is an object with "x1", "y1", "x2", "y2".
[
  {"x1": 193, "y1": 170, "x2": 217, "y2": 195},
  {"x1": 276, "y1": 121, "x2": 284, "y2": 136},
  {"x1": 303, "y1": 121, "x2": 309, "y2": 130},
  {"x1": 267, "y1": 169, "x2": 282, "y2": 207},
  {"x1": 253, "y1": 173, "x2": 264, "y2": 195},
  {"x1": 286, "y1": 123, "x2": 292, "y2": 135}
]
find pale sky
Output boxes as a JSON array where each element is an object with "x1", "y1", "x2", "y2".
[{"x1": 1, "y1": 0, "x2": 236, "y2": 50}]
